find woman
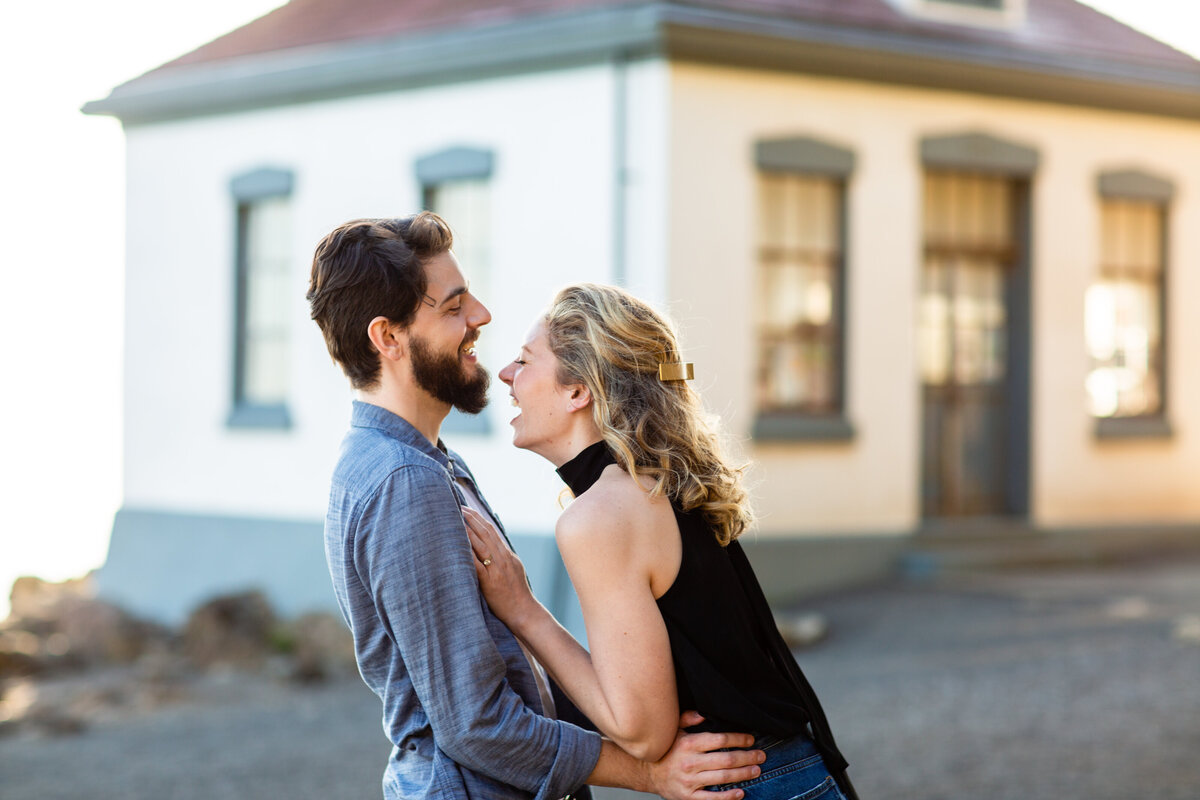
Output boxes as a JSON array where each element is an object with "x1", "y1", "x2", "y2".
[{"x1": 464, "y1": 283, "x2": 857, "y2": 799}]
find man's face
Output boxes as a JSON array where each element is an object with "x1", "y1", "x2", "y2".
[{"x1": 406, "y1": 251, "x2": 492, "y2": 414}]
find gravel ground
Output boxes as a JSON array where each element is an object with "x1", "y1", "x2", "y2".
[
  {"x1": 3, "y1": 555, "x2": 1199, "y2": 800},
  {"x1": 802, "y1": 558, "x2": 1200, "y2": 800}
]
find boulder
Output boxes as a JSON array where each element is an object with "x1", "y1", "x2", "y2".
[
  {"x1": 8, "y1": 575, "x2": 92, "y2": 621},
  {"x1": 775, "y1": 610, "x2": 829, "y2": 649},
  {"x1": 181, "y1": 591, "x2": 277, "y2": 670},
  {"x1": 286, "y1": 612, "x2": 357, "y2": 683},
  {"x1": 2, "y1": 576, "x2": 167, "y2": 674}
]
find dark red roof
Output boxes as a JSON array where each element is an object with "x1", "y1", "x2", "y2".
[
  {"x1": 159, "y1": 0, "x2": 1196, "y2": 74},
  {"x1": 164, "y1": 0, "x2": 616, "y2": 69}
]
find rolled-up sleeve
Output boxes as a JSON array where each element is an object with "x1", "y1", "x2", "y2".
[{"x1": 354, "y1": 463, "x2": 601, "y2": 799}]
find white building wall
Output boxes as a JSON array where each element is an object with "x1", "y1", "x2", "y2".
[{"x1": 121, "y1": 61, "x2": 672, "y2": 536}]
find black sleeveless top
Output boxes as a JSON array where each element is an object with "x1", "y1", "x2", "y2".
[{"x1": 556, "y1": 441, "x2": 853, "y2": 788}]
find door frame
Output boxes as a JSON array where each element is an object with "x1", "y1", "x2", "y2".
[{"x1": 918, "y1": 133, "x2": 1036, "y2": 522}]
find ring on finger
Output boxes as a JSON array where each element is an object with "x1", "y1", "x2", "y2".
[{"x1": 482, "y1": 557, "x2": 493, "y2": 567}]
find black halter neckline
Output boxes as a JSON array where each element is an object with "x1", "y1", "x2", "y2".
[{"x1": 555, "y1": 440, "x2": 615, "y2": 496}]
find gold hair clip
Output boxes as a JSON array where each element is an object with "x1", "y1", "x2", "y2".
[{"x1": 658, "y1": 362, "x2": 694, "y2": 381}]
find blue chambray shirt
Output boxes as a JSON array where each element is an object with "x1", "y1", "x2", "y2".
[{"x1": 324, "y1": 401, "x2": 602, "y2": 799}]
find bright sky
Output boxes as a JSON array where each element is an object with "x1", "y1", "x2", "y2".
[{"x1": 0, "y1": 0, "x2": 1197, "y2": 620}]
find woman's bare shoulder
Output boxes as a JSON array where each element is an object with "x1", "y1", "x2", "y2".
[{"x1": 557, "y1": 465, "x2": 671, "y2": 544}]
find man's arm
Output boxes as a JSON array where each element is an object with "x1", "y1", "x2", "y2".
[
  {"x1": 355, "y1": 464, "x2": 599, "y2": 800},
  {"x1": 588, "y1": 712, "x2": 765, "y2": 800}
]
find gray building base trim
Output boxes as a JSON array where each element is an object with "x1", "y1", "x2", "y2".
[
  {"x1": 741, "y1": 533, "x2": 907, "y2": 604},
  {"x1": 904, "y1": 521, "x2": 1200, "y2": 577},
  {"x1": 100, "y1": 508, "x2": 335, "y2": 626},
  {"x1": 100, "y1": 508, "x2": 904, "y2": 632},
  {"x1": 103, "y1": 509, "x2": 1200, "y2": 632},
  {"x1": 99, "y1": 507, "x2": 582, "y2": 632}
]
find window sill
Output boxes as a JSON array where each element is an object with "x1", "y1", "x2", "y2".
[
  {"x1": 1094, "y1": 416, "x2": 1173, "y2": 440},
  {"x1": 752, "y1": 413, "x2": 855, "y2": 442},
  {"x1": 227, "y1": 403, "x2": 292, "y2": 431}
]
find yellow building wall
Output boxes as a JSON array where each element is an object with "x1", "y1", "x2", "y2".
[{"x1": 665, "y1": 61, "x2": 1200, "y2": 536}]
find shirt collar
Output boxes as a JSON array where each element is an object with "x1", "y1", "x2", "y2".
[{"x1": 351, "y1": 400, "x2": 451, "y2": 469}]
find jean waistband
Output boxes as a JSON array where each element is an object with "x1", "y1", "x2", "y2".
[{"x1": 751, "y1": 731, "x2": 820, "y2": 769}]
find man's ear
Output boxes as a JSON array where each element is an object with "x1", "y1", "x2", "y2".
[
  {"x1": 366, "y1": 316, "x2": 405, "y2": 362},
  {"x1": 566, "y1": 384, "x2": 592, "y2": 413}
]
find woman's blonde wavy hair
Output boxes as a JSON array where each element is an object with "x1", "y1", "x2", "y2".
[{"x1": 544, "y1": 283, "x2": 752, "y2": 546}]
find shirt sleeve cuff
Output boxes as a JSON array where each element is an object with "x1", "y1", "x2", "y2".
[{"x1": 535, "y1": 725, "x2": 603, "y2": 800}]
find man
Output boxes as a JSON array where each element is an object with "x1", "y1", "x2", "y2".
[{"x1": 307, "y1": 213, "x2": 764, "y2": 800}]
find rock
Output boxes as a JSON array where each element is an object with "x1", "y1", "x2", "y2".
[
  {"x1": 0, "y1": 630, "x2": 45, "y2": 678},
  {"x1": 3, "y1": 575, "x2": 168, "y2": 672},
  {"x1": 1105, "y1": 596, "x2": 1151, "y2": 620},
  {"x1": 0, "y1": 679, "x2": 37, "y2": 734},
  {"x1": 1172, "y1": 614, "x2": 1200, "y2": 644},
  {"x1": 51, "y1": 597, "x2": 166, "y2": 666},
  {"x1": 285, "y1": 612, "x2": 357, "y2": 683},
  {"x1": 776, "y1": 611, "x2": 829, "y2": 649},
  {"x1": 8, "y1": 575, "x2": 92, "y2": 621},
  {"x1": 26, "y1": 703, "x2": 88, "y2": 737},
  {"x1": 136, "y1": 640, "x2": 193, "y2": 685},
  {"x1": 182, "y1": 591, "x2": 277, "y2": 670},
  {"x1": 0, "y1": 677, "x2": 88, "y2": 737}
]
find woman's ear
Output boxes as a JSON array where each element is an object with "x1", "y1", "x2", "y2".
[
  {"x1": 367, "y1": 316, "x2": 405, "y2": 362},
  {"x1": 566, "y1": 384, "x2": 592, "y2": 413}
]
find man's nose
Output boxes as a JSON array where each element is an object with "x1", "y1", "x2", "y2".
[{"x1": 470, "y1": 298, "x2": 492, "y2": 328}]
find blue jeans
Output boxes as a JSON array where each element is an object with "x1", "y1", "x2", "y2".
[{"x1": 709, "y1": 733, "x2": 847, "y2": 800}]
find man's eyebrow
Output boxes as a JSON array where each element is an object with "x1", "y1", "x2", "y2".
[{"x1": 430, "y1": 284, "x2": 469, "y2": 308}]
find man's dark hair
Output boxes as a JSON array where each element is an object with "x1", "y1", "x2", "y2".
[{"x1": 307, "y1": 212, "x2": 454, "y2": 390}]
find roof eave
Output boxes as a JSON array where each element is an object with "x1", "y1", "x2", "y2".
[
  {"x1": 81, "y1": 3, "x2": 1200, "y2": 125},
  {"x1": 660, "y1": 5, "x2": 1200, "y2": 119}
]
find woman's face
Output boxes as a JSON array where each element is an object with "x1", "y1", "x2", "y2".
[{"x1": 497, "y1": 319, "x2": 580, "y2": 461}]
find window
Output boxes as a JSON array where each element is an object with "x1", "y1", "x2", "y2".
[
  {"x1": 931, "y1": 0, "x2": 1002, "y2": 8},
  {"x1": 919, "y1": 172, "x2": 1013, "y2": 392},
  {"x1": 416, "y1": 147, "x2": 495, "y2": 434},
  {"x1": 228, "y1": 168, "x2": 294, "y2": 429},
  {"x1": 422, "y1": 180, "x2": 491, "y2": 307},
  {"x1": 752, "y1": 137, "x2": 854, "y2": 441},
  {"x1": 1086, "y1": 170, "x2": 1173, "y2": 437},
  {"x1": 901, "y1": 0, "x2": 1023, "y2": 28}
]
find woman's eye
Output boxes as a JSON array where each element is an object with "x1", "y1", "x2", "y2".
[{"x1": 514, "y1": 359, "x2": 527, "y2": 366}]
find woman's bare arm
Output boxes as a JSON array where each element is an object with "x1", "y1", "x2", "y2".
[{"x1": 464, "y1": 483, "x2": 680, "y2": 760}]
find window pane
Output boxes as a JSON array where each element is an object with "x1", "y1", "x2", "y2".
[
  {"x1": 921, "y1": 174, "x2": 1012, "y2": 389},
  {"x1": 919, "y1": 258, "x2": 951, "y2": 385},
  {"x1": 953, "y1": 261, "x2": 1006, "y2": 384},
  {"x1": 1087, "y1": 198, "x2": 1164, "y2": 418},
  {"x1": 427, "y1": 179, "x2": 491, "y2": 303},
  {"x1": 756, "y1": 172, "x2": 842, "y2": 414},
  {"x1": 932, "y1": 0, "x2": 1003, "y2": 8},
  {"x1": 245, "y1": 335, "x2": 288, "y2": 405},
  {"x1": 239, "y1": 195, "x2": 291, "y2": 407}
]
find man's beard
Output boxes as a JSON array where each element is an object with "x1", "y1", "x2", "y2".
[{"x1": 409, "y1": 334, "x2": 491, "y2": 415}]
